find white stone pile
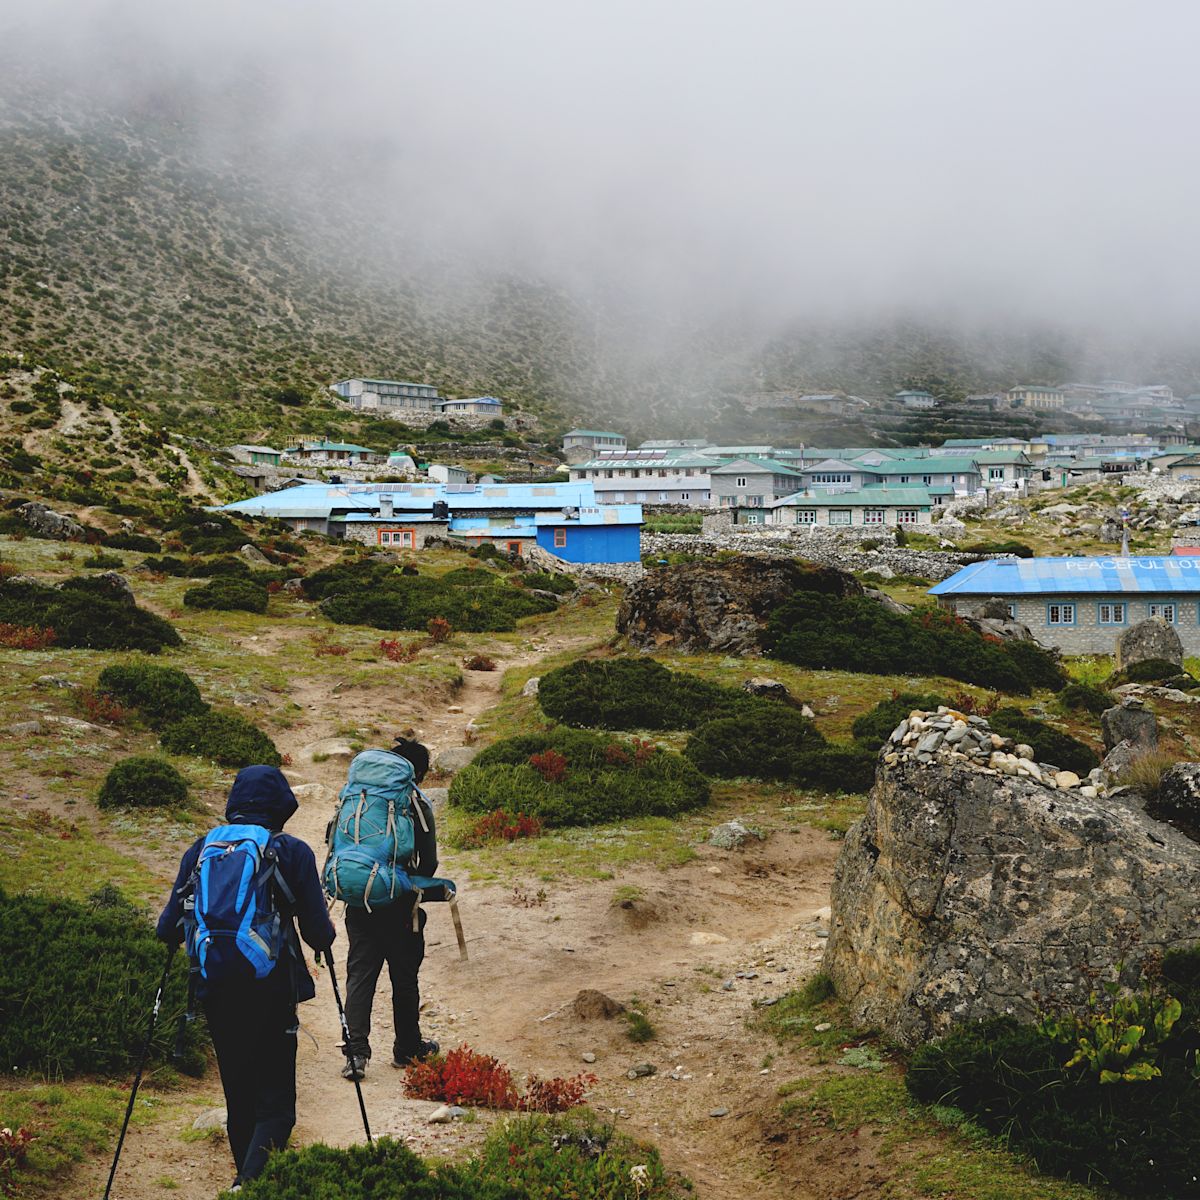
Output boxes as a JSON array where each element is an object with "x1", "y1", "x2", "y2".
[{"x1": 883, "y1": 707, "x2": 1105, "y2": 798}]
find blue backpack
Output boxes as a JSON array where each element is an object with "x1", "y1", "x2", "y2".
[
  {"x1": 182, "y1": 824, "x2": 294, "y2": 983},
  {"x1": 323, "y1": 749, "x2": 454, "y2": 910}
]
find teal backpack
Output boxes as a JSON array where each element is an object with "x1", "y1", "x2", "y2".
[{"x1": 322, "y1": 749, "x2": 456, "y2": 911}]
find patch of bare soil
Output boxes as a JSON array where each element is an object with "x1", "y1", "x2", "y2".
[{"x1": 78, "y1": 631, "x2": 841, "y2": 1200}]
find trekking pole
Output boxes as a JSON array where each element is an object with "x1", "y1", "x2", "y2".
[
  {"x1": 320, "y1": 948, "x2": 373, "y2": 1144},
  {"x1": 102, "y1": 943, "x2": 176, "y2": 1200}
]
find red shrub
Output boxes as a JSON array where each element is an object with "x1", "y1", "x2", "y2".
[
  {"x1": 266, "y1": 580, "x2": 283, "y2": 595},
  {"x1": 528, "y1": 748, "x2": 568, "y2": 784},
  {"x1": 309, "y1": 631, "x2": 350, "y2": 657},
  {"x1": 379, "y1": 638, "x2": 422, "y2": 663},
  {"x1": 630, "y1": 738, "x2": 658, "y2": 768},
  {"x1": 74, "y1": 687, "x2": 129, "y2": 726},
  {"x1": 463, "y1": 653, "x2": 496, "y2": 671},
  {"x1": 402, "y1": 1044, "x2": 593, "y2": 1113},
  {"x1": 0, "y1": 1126, "x2": 34, "y2": 1194},
  {"x1": 0, "y1": 623, "x2": 56, "y2": 650},
  {"x1": 427, "y1": 616, "x2": 452, "y2": 643},
  {"x1": 604, "y1": 743, "x2": 631, "y2": 766},
  {"x1": 0, "y1": 562, "x2": 19, "y2": 581},
  {"x1": 461, "y1": 809, "x2": 543, "y2": 848},
  {"x1": 946, "y1": 690, "x2": 1000, "y2": 717}
]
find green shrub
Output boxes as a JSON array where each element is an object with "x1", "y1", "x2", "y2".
[
  {"x1": 520, "y1": 571, "x2": 577, "y2": 594},
  {"x1": 163, "y1": 508, "x2": 247, "y2": 555},
  {"x1": 138, "y1": 556, "x2": 191, "y2": 576},
  {"x1": 82, "y1": 552, "x2": 125, "y2": 569},
  {"x1": 234, "y1": 1114, "x2": 681, "y2": 1199},
  {"x1": 683, "y1": 712, "x2": 875, "y2": 791},
  {"x1": 765, "y1": 597, "x2": 1056, "y2": 695},
  {"x1": 1003, "y1": 638, "x2": 1069, "y2": 691},
  {"x1": 305, "y1": 559, "x2": 556, "y2": 633},
  {"x1": 851, "y1": 692, "x2": 949, "y2": 746},
  {"x1": 906, "y1": 1012, "x2": 1200, "y2": 1197},
  {"x1": 988, "y1": 708, "x2": 1099, "y2": 775},
  {"x1": 0, "y1": 577, "x2": 180, "y2": 652},
  {"x1": 1057, "y1": 681, "x2": 1114, "y2": 716},
  {"x1": 160, "y1": 709, "x2": 281, "y2": 768},
  {"x1": 0, "y1": 886, "x2": 201, "y2": 1077},
  {"x1": 450, "y1": 728, "x2": 709, "y2": 827},
  {"x1": 1119, "y1": 658, "x2": 1187, "y2": 683},
  {"x1": 97, "y1": 662, "x2": 208, "y2": 728},
  {"x1": 101, "y1": 532, "x2": 160, "y2": 553},
  {"x1": 97, "y1": 755, "x2": 188, "y2": 809},
  {"x1": 538, "y1": 658, "x2": 775, "y2": 731},
  {"x1": 182, "y1": 577, "x2": 269, "y2": 614},
  {"x1": 184, "y1": 556, "x2": 251, "y2": 578}
]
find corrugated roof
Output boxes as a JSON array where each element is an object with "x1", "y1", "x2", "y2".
[
  {"x1": 930, "y1": 556, "x2": 1200, "y2": 597},
  {"x1": 774, "y1": 486, "x2": 934, "y2": 508},
  {"x1": 564, "y1": 429, "x2": 626, "y2": 439},
  {"x1": 870, "y1": 456, "x2": 980, "y2": 475},
  {"x1": 709, "y1": 457, "x2": 805, "y2": 476}
]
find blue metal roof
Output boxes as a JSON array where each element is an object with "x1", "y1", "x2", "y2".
[{"x1": 930, "y1": 556, "x2": 1200, "y2": 597}]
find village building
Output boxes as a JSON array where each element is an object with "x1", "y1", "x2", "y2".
[
  {"x1": 930, "y1": 556, "x2": 1200, "y2": 654},
  {"x1": 437, "y1": 395, "x2": 504, "y2": 417},
  {"x1": 568, "y1": 451, "x2": 719, "y2": 505},
  {"x1": 563, "y1": 429, "x2": 627, "y2": 463},
  {"x1": 1008, "y1": 385, "x2": 1066, "y2": 410},
  {"x1": 769, "y1": 484, "x2": 938, "y2": 527},
  {"x1": 226, "y1": 444, "x2": 284, "y2": 466},
  {"x1": 894, "y1": 389, "x2": 937, "y2": 409},
  {"x1": 283, "y1": 440, "x2": 384, "y2": 465},
  {"x1": 709, "y1": 457, "x2": 806, "y2": 507},
  {"x1": 330, "y1": 378, "x2": 443, "y2": 413},
  {"x1": 427, "y1": 463, "x2": 471, "y2": 486},
  {"x1": 217, "y1": 481, "x2": 642, "y2": 564}
]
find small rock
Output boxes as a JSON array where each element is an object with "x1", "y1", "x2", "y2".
[
  {"x1": 239, "y1": 543, "x2": 272, "y2": 567},
  {"x1": 35, "y1": 674, "x2": 79, "y2": 690},
  {"x1": 5, "y1": 720, "x2": 44, "y2": 737},
  {"x1": 433, "y1": 745, "x2": 478, "y2": 774},
  {"x1": 708, "y1": 819, "x2": 763, "y2": 850},
  {"x1": 582, "y1": 1052, "x2": 597, "y2": 1064},
  {"x1": 689, "y1": 931, "x2": 729, "y2": 946},
  {"x1": 1016, "y1": 744, "x2": 1035, "y2": 761},
  {"x1": 814, "y1": 1022, "x2": 832, "y2": 1033},
  {"x1": 427, "y1": 1104, "x2": 467, "y2": 1124},
  {"x1": 627, "y1": 1063, "x2": 657, "y2": 1079},
  {"x1": 521, "y1": 677, "x2": 541, "y2": 697},
  {"x1": 709, "y1": 1107, "x2": 729, "y2": 1118},
  {"x1": 192, "y1": 1108, "x2": 227, "y2": 1132},
  {"x1": 1054, "y1": 770, "x2": 1081, "y2": 789}
]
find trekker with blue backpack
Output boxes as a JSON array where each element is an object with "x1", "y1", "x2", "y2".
[
  {"x1": 157, "y1": 765, "x2": 335, "y2": 1189},
  {"x1": 324, "y1": 737, "x2": 456, "y2": 1082}
]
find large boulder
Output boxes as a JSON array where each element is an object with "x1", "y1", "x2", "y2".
[
  {"x1": 823, "y1": 711, "x2": 1200, "y2": 1047},
  {"x1": 1116, "y1": 618, "x2": 1184, "y2": 671},
  {"x1": 16, "y1": 501, "x2": 82, "y2": 540},
  {"x1": 617, "y1": 557, "x2": 860, "y2": 654},
  {"x1": 1100, "y1": 698, "x2": 1158, "y2": 752}
]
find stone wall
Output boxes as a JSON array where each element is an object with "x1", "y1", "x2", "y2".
[{"x1": 642, "y1": 530, "x2": 976, "y2": 583}]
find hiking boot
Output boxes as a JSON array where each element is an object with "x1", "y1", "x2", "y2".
[
  {"x1": 341, "y1": 1055, "x2": 369, "y2": 1081},
  {"x1": 392, "y1": 1039, "x2": 439, "y2": 1068}
]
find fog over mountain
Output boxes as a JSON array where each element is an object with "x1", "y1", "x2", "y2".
[{"x1": 4, "y1": 0, "x2": 1200, "y2": 419}]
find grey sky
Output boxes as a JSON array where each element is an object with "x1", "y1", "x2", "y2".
[{"x1": 8, "y1": 0, "x2": 1200, "y2": 336}]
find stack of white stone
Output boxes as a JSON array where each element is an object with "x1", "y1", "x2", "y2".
[{"x1": 883, "y1": 707, "x2": 1104, "y2": 797}]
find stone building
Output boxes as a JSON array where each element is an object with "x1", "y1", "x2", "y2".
[{"x1": 930, "y1": 555, "x2": 1200, "y2": 654}]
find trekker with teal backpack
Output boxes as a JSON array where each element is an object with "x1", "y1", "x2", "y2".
[{"x1": 323, "y1": 737, "x2": 459, "y2": 1081}]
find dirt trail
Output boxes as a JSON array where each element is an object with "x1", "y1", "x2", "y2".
[{"x1": 83, "y1": 633, "x2": 836, "y2": 1200}]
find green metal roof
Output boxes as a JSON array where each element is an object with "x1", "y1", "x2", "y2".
[
  {"x1": 869, "y1": 456, "x2": 980, "y2": 475},
  {"x1": 564, "y1": 429, "x2": 626, "y2": 439},
  {"x1": 710, "y1": 456, "x2": 805, "y2": 476},
  {"x1": 774, "y1": 485, "x2": 934, "y2": 507}
]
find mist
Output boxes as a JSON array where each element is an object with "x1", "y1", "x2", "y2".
[{"x1": 5, "y1": 0, "x2": 1200, "y2": 363}]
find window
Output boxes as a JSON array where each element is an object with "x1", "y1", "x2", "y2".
[
  {"x1": 378, "y1": 528, "x2": 415, "y2": 548},
  {"x1": 829, "y1": 509, "x2": 851, "y2": 526},
  {"x1": 659, "y1": 491, "x2": 668, "y2": 501},
  {"x1": 1004, "y1": 602, "x2": 1016, "y2": 619},
  {"x1": 897, "y1": 509, "x2": 920, "y2": 525},
  {"x1": 744, "y1": 512, "x2": 764, "y2": 525},
  {"x1": 989, "y1": 467, "x2": 1004, "y2": 480},
  {"x1": 1149, "y1": 603, "x2": 1176, "y2": 623},
  {"x1": 746, "y1": 495, "x2": 763, "y2": 506},
  {"x1": 636, "y1": 491, "x2": 647, "y2": 502},
  {"x1": 1047, "y1": 603, "x2": 1076, "y2": 625},
  {"x1": 506, "y1": 541, "x2": 522, "y2": 555},
  {"x1": 898, "y1": 475, "x2": 910, "y2": 483},
  {"x1": 922, "y1": 474, "x2": 932, "y2": 485},
  {"x1": 795, "y1": 509, "x2": 816, "y2": 524},
  {"x1": 1098, "y1": 602, "x2": 1126, "y2": 625},
  {"x1": 864, "y1": 509, "x2": 885, "y2": 525},
  {"x1": 680, "y1": 492, "x2": 690, "y2": 501},
  {"x1": 553, "y1": 528, "x2": 567, "y2": 548},
  {"x1": 736, "y1": 476, "x2": 747, "y2": 488},
  {"x1": 811, "y1": 472, "x2": 852, "y2": 484}
]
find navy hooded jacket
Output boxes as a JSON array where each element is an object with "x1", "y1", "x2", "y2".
[{"x1": 157, "y1": 766, "x2": 335, "y2": 1003}]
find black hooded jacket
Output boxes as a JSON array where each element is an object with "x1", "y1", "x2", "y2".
[{"x1": 157, "y1": 766, "x2": 335, "y2": 1003}]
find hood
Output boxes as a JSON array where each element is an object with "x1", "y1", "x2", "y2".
[{"x1": 224, "y1": 765, "x2": 299, "y2": 832}]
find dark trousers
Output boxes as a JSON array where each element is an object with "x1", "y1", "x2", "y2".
[
  {"x1": 204, "y1": 982, "x2": 297, "y2": 1184},
  {"x1": 343, "y1": 901, "x2": 426, "y2": 1062}
]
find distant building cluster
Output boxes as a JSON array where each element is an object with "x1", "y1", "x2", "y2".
[{"x1": 329, "y1": 378, "x2": 504, "y2": 421}]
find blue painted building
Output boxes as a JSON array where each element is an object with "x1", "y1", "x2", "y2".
[
  {"x1": 217, "y1": 482, "x2": 642, "y2": 564},
  {"x1": 930, "y1": 555, "x2": 1200, "y2": 654}
]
